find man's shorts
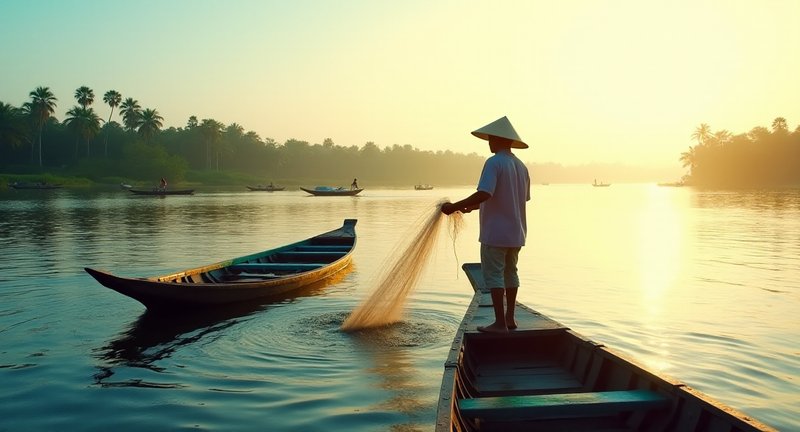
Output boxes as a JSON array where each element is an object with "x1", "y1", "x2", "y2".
[{"x1": 480, "y1": 244, "x2": 521, "y2": 289}]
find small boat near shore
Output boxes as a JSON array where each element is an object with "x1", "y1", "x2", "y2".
[
  {"x1": 414, "y1": 184, "x2": 434, "y2": 190},
  {"x1": 435, "y1": 263, "x2": 776, "y2": 432},
  {"x1": 301, "y1": 186, "x2": 363, "y2": 196},
  {"x1": 8, "y1": 181, "x2": 62, "y2": 190},
  {"x1": 128, "y1": 188, "x2": 195, "y2": 196},
  {"x1": 247, "y1": 184, "x2": 286, "y2": 191},
  {"x1": 85, "y1": 219, "x2": 357, "y2": 310}
]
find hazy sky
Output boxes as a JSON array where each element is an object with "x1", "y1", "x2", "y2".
[{"x1": 2, "y1": 0, "x2": 799, "y2": 168}]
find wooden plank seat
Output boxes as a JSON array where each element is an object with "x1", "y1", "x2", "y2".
[
  {"x1": 229, "y1": 263, "x2": 325, "y2": 272},
  {"x1": 295, "y1": 245, "x2": 352, "y2": 252},
  {"x1": 458, "y1": 390, "x2": 669, "y2": 421},
  {"x1": 230, "y1": 272, "x2": 285, "y2": 280},
  {"x1": 277, "y1": 251, "x2": 348, "y2": 259}
]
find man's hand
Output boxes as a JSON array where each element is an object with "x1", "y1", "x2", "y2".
[{"x1": 441, "y1": 202, "x2": 457, "y2": 215}]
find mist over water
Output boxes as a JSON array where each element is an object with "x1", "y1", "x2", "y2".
[{"x1": 0, "y1": 185, "x2": 797, "y2": 431}]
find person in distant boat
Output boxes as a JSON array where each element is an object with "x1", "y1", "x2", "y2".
[
  {"x1": 441, "y1": 116, "x2": 530, "y2": 334},
  {"x1": 159, "y1": 177, "x2": 167, "y2": 191},
  {"x1": 351, "y1": 178, "x2": 359, "y2": 190}
]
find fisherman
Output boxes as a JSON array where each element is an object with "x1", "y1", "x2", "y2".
[{"x1": 441, "y1": 116, "x2": 531, "y2": 333}]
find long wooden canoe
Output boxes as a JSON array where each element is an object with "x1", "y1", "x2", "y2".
[
  {"x1": 435, "y1": 263, "x2": 776, "y2": 432},
  {"x1": 300, "y1": 187, "x2": 363, "y2": 196},
  {"x1": 246, "y1": 185, "x2": 286, "y2": 191},
  {"x1": 128, "y1": 188, "x2": 195, "y2": 195},
  {"x1": 8, "y1": 182, "x2": 63, "y2": 189},
  {"x1": 85, "y1": 219, "x2": 357, "y2": 310}
]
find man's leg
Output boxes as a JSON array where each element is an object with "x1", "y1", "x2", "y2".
[
  {"x1": 478, "y1": 288, "x2": 508, "y2": 333},
  {"x1": 505, "y1": 287, "x2": 518, "y2": 330},
  {"x1": 480, "y1": 244, "x2": 509, "y2": 333},
  {"x1": 504, "y1": 247, "x2": 522, "y2": 330}
]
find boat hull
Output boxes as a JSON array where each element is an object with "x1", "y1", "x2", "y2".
[
  {"x1": 246, "y1": 186, "x2": 285, "y2": 191},
  {"x1": 435, "y1": 263, "x2": 776, "y2": 432},
  {"x1": 8, "y1": 182, "x2": 62, "y2": 189},
  {"x1": 85, "y1": 219, "x2": 357, "y2": 310},
  {"x1": 300, "y1": 187, "x2": 363, "y2": 196},
  {"x1": 128, "y1": 188, "x2": 195, "y2": 195}
]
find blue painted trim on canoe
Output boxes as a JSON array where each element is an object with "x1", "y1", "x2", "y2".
[
  {"x1": 458, "y1": 389, "x2": 670, "y2": 420},
  {"x1": 229, "y1": 263, "x2": 325, "y2": 272}
]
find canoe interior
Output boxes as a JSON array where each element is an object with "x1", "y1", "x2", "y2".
[
  {"x1": 84, "y1": 219, "x2": 357, "y2": 309},
  {"x1": 435, "y1": 263, "x2": 776, "y2": 432}
]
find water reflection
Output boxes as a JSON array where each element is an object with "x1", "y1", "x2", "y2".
[
  {"x1": 347, "y1": 316, "x2": 455, "y2": 432},
  {"x1": 93, "y1": 267, "x2": 353, "y2": 387},
  {"x1": 692, "y1": 189, "x2": 800, "y2": 210}
]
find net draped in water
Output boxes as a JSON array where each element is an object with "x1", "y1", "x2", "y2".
[{"x1": 341, "y1": 199, "x2": 463, "y2": 331}]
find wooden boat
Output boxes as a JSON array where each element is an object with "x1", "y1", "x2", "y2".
[
  {"x1": 128, "y1": 188, "x2": 195, "y2": 195},
  {"x1": 415, "y1": 184, "x2": 434, "y2": 190},
  {"x1": 8, "y1": 181, "x2": 62, "y2": 190},
  {"x1": 301, "y1": 186, "x2": 363, "y2": 196},
  {"x1": 593, "y1": 180, "x2": 611, "y2": 187},
  {"x1": 84, "y1": 219, "x2": 357, "y2": 309},
  {"x1": 435, "y1": 263, "x2": 776, "y2": 432},
  {"x1": 247, "y1": 185, "x2": 286, "y2": 191}
]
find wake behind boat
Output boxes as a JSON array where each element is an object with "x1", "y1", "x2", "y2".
[
  {"x1": 85, "y1": 219, "x2": 357, "y2": 309},
  {"x1": 301, "y1": 186, "x2": 363, "y2": 196},
  {"x1": 435, "y1": 263, "x2": 775, "y2": 432}
]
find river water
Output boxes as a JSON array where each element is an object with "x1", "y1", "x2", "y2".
[{"x1": 0, "y1": 185, "x2": 797, "y2": 431}]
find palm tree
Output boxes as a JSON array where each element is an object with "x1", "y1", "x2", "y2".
[
  {"x1": 0, "y1": 102, "x2": 28, "y2": 152},
  {"x1": 102, "y1": 90, "x2": 122, "y2": 157},
  {"x1": 710, "y1": 130, "x2": 732, "y2": 147},
  {"x1": 119, "y1": 98, "x2": 142, "y2": 132},
  {"x1": 136, "y1": 108, "x2": 163, "y2": 144},
  {"x1": 200, "y1": 118, "x2": 223, "y2": 169},
  {"x1": 771, "y1": 117, "x2": 788, "y2": 133},
  {"x1": 65, "y1": 106, "x2": 103, "y2": 157},
  {"x1": 74, "y1": 86, "x2": 95, "y2": 109},
  {"x1": 23, "y1": 86, "x2": 57, "y2": 167},
  {"x1": 679, "y1": 146, "x2": 696, "y2": 173},
  {"x1": 691, "y1": 123, "x2": 712, "y2": 146}
]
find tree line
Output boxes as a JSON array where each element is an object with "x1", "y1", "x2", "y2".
[
  {"x1": 680, "y1": 118, "x2": 800, "y2": 187},
  {"x1": 0, "y1": 86, "x2": 488, "y2": 186}
]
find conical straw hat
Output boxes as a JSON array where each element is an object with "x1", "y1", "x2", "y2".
[{"x1": 471, "y1": 116, "x2": 528, "y2": 149}]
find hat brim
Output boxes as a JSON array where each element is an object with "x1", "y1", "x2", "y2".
[{"x1": 472, "y1": 132, "x2": 529, "y2": 149}]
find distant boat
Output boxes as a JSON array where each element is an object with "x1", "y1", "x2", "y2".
[
  {"x1": 120, "y1": 183, "x2": 133, "y2": 190},
  {"x1": 435, "y1": 263, "x2": 776, "y2": 432},
  {"x1": 247, "y1": 185, "x2": 285, "y2": 192},
  {"x1": 540, "y1": 183, "x2": 550, "y2": 186},
  {"x1": 592, "y1": 179, "x2": 611, "y2": 187},
  {"x1": 8, "y1": 181, "x2": 62, "y2": 190},
  {"x1": 657, "y1": 182, "x2": 685, "y2": 187},
  {"x1": 128, "y1": 188, "x2": 194, "y2": 196},
  {"x1": 85, "y1": 219, "x2": 357, "y2": 309},
  {"x1": 414, "y1": 184, "x2": 434, "y2": 190},
  {"x1": 301, "y1": 186, "x2": 363, "y2": 196}
]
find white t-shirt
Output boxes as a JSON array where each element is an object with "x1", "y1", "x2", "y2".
[{"x1": 476, "y1": 150, "x2": 530, "y2": 247}]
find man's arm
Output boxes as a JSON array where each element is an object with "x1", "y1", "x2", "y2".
[{"x1": 441, "y1": 191, "x2": 490, "y2": 215}]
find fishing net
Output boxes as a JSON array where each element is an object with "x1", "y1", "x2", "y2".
[{"x1": 341, "y1": 199, "x2": 464, "y2": 331}]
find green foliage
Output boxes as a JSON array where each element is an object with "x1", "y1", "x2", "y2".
[
  {"x1": 4, "y1": 87, "x2": 494, "y2": 187},
  {"x1": 682, "y1": 118, "x2": 800, "y2": 187},
  {"x1": 120, "y1": 142, "x2": 188, "y2": 181}
]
